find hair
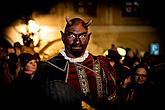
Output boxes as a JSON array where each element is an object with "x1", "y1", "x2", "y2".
[
  {"x1": 19, "y1": 53, "x2": 36, "y2": 68},
  {"x1": 132, "y1": 63, "x2": 149, "y2": 75},
  {"x1": 107, "y1": 49, "x2": 122, "y2": 62},
  {"x1": 14, "y1": 42, "x2": 22, "y2": 48}
]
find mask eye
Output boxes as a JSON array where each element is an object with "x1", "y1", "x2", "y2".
[
  {"x1": 79, "y1": 34, "x2": 86, "y2": 38},
  {"x1": 68, "y1": 34, "x2": 76, "y2": 38}
]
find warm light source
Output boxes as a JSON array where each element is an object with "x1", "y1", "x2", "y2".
[
  {"x1": 26, "y1": 20, "x2": 40, "y2": 46},
  {"x1": 103, "y1": 49, "x2": 108, "y2": 56},
  {"x1": 117, "y1": 47, "x2": 126, "y2": 56},
  {"x1": 27, "y1": 20, "x2": 40, "y2": 33},
  {"x1": 117, "y1": 47, "x2": 126, "y2": 60}
]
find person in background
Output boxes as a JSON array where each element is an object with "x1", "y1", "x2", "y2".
[
  {"x1": 106, "y1": 49, "x2": 134, "y2": 110},
  {"x1": 13, "y1": 42, "x2": 22, "y2": 56},
  {"x1": 117, "y1": 67, "x2": 133, "y2": 110},
  {"x1": 0, "y1": 42, "x2": 21, "y2": 89},
  {"x1": 17, "y1": 53, "x2": 38, "y2": 80},
  {"x1": 123, "y1": 48, "x2": 140, "y2": 70},
  {"x1": 34, "y1": 17, "x2": 118, "y2": 110},
  {"x1": 106, "y1": 49, "x2": 122, "y2": 67},
  {"x1": 119, "y1": 63, "x2": 158, "y2": 110},
  {"x1": 9, "y1": 53, "x2": 39, "y2": 108}
]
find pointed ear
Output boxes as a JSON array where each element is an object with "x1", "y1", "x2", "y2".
[
  {"x1": 60, "y1": 31, "x2": 65, "y2": 41},
  {"x1": 88, "y1": 32, "x2": 92, "y2": 37},
  {"x1": 60, "y1": 30, "x2": 64, "y2": 35},
  {"x1": 87, "y1": 32, "x2": 92, "y2": 40}
]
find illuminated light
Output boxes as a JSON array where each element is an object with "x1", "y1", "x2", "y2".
[
  {"x1": 103, "y1": 49, "x2": 108, "y2": 56},
  {"x1": 117, "y1": 47, "x2": 126, "y2": 56},
  {"x1": 26, "y1": 20, "x2": 40, "y2": 46},
  {"x1": 15, "y1": 24, "x2": 27, "y2": 35},
  {"x1": 28, "y1": 20, "x2": 40, "y2": 33},
  {"x1": 121, "y1": 56, "x2": 125, "y2": 61},
  {"x1": 4, "y1": 9, "x2": 94, "y2": 61}
]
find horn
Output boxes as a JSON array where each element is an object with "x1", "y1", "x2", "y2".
[
  {"x1": 85, "y1": 19, "x2": 93, "y2": 28},
  {"x1": 65, "y1": 16, "x2": 72, "y2": 25}
]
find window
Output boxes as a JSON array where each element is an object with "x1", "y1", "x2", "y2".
[
  {"x1": 149, "y1": 43, "x2": 160, "y2": 55},
  {"x1": 122, "y1": 0, "x2": 143, "y2": 17}
]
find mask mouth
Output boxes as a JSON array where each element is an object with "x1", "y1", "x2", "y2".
[
  {"x1": 71, "y1": 44, "x2": 83, "y2": 51},
  {"x1": 72, "y1": 46, "x2": 82, "y2": 50}
]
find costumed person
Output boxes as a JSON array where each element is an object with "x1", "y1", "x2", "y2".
[{"x1": 34, "y1": 17, "x2": 118, "y2": 110}]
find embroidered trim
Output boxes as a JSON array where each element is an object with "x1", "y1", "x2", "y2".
[
  {"x1": 74, "y1": 57, "x2": 104, "y2": 98},
  {"x1": 74, "y1": 62, "x2": 95, "y2": 72},
  {"x1": 59, "y1": 48, "x2": 89, "y2": 63},
  {"x1": 47, "y1": 61, "x2": 70, "y2": 83},
  {"x1": 47, "y1": 61, "x2": 68, "y2": 72},
  {"x1": 99, "y1": 59, "x2": 117, "y2": 101},
  {"x1": 75, "y1": 64, "x2": 90, "y2": 95},
  {"x1": 93, "y1": 59, "x2": 103, "y2": 98},
  {"x1": 99, "y1": 60, "x2": 116, "y2": 86}
]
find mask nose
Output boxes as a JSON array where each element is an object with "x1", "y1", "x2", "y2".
[{"x1": 75, "y1": 35, "x2": 81, "y2": 44}]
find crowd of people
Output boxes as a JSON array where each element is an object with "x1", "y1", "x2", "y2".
[{"x1": 0, "y1": 17, "x2": 164, "y2": 110}]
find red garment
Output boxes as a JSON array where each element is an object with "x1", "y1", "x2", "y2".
[
  {"x1": 35, "y1": 53, "x2": 118, "y2": 109},
  {"x1": 67, "y1": 53, "x2": 117, "y2": 103}
]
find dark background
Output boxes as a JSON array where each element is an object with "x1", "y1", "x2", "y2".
[
  {"x1": 0, "y1": 0, "x2": 165, "y2": 48},
  {"x1": 0, "y1": 0, "x2": 164, "y2": 28}
]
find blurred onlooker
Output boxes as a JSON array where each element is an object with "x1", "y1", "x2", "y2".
[
  {"x1": 119, "y1": 63, "x2": 158, "y2": 110},
  {"x1": 13, "y1": 42, "x2": 22, "y2": 56},
  {"x1": 17, "y1": 53, "x2": 38, "y2": 80},
  {"x1": 106, "y1": 48, "x2": 133, "y2": 110},
  {"x1": 117, "y1": 67, "x2": 132, "y2": 109},
  {"x1": 106, "y1": 49, "x2": 122, "y2": 67},
  {"x1": 9, "y1": 53, "x2": 39, "y2": 108},
  {"x1": 123, "y1": 48, "x2": 140, "y2": 70}
]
